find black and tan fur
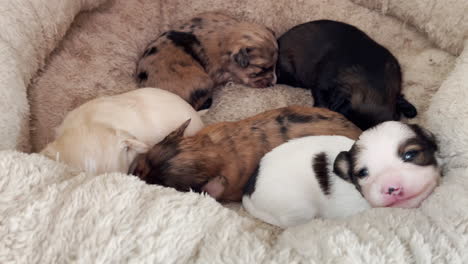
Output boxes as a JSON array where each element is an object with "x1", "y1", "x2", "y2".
[
  {"x1": 276, "y1": 20, "x2": 417, "y2": 130},
  {"x1": 136, "y1": 12, "x2": 278, "y2": 110},
  {"x1": 129, "y1": 106, "x2": 361, "y2": 202}
]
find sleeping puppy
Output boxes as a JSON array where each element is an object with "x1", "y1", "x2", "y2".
[
  {"x1": 128, "y1": 106, "x2": 361, "y2": 202},
  {"x1": 243, "y1": 121, "x2": 440, "y2": 228},
  {"x1": 40, "y1": 88, "x2": 204, "y2": 175},
  {"x1": 276, "y1": 20, "x2": 418, "y2": 130},
  {"x1": 136, "y1": 11, "x2": 278, "y2": 110},
  {"x1": 243, "y1": 135, "x2": 368, "y2": 228}
]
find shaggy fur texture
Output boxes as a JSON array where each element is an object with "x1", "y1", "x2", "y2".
[
  {"x1": 1, "y1": 0, "x2": 468, "y2": 262},
  {"x1": 1, "y1": 151, "x2": 467, "y2": 262}
]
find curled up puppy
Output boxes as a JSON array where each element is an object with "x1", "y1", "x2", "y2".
[
  {"x1": 128, "y1": 106, "x2": 361, "y2": 202},
  {"x1": 276, "y1": 20, "x2": 418, "y2": 130},
  {"x1": 40, "y1": 88, "x2": 204, "y2": 175},
  {"x1": 136, "y1": 11, "x2": 278, "y2": 110},
  {"x1": 242, "y1": 121, "x2": 441, "y2": 228}
]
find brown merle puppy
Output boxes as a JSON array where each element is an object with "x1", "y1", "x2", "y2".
[
  {"x1": 136, "y1": 12, "x2": 278, "y2": 110},
  {"x1": 128, "y1": 106, "x2": 361, "y2": 202},
  {"x1": 276, "y1": 20, "x2": 418, "y2": 130}
]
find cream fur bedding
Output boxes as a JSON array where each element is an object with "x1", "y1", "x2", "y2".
[{"x1": 1, "y1": 0, "x2": 468, "y2": 262}]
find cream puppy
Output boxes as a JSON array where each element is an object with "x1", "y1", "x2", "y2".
[{"x1": 40, "y1": 88, "x2": 204, "y2": 175}]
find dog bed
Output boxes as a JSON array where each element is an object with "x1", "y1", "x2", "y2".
[{"x1": 1, "y1": 0, "x2": 468, "y2": 262}]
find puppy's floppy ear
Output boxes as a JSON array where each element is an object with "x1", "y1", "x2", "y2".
[
  {"x1": 233, "y1": 48, "x2": 250, "y2": 68},
  {"x1": 166, "y1": 119, "x2": 192, "y2": 141},
  {"x1": 333, "y1": 151, "x2": 352, "y2": 182}
]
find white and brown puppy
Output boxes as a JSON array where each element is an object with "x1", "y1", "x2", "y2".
[
  {"x1": 243, "y1": 121, "x2": 440, "y2": 228},
  {"x1": 136, "y1": 12, "x2": 278, "y2": 110},
  {"x1": 40, "y1": 88, "x2": 204, "y2": 175},
  {"x1": 334, "y1": 121, "x2": 440, "y2": 209}
]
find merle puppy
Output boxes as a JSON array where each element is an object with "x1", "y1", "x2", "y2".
[
  {"x1": 276, "y1": 20, "x2": 417, "y2": 130},
  {"x1": 137, "y1": 12, "x2": 278, "y2": 111}
]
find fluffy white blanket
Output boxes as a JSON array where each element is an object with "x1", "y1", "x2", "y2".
[{"x1": 1, "y1": 0, "x2": 468, "y2": 262}]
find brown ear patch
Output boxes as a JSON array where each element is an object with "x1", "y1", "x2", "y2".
[
  {"x1": 397, "y1": 138, "x2": 437, "y2": 166},
  {"x1": 397, "y1": 124, "x2": 438, "y2": 166}
]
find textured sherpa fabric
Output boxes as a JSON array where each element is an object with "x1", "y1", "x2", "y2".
[
  {"x1": 201, "y1": 84, "x2": 313, "y2": 125},
  {"x1": 0, "y1": 0, "x2": 108, "y2": 151},
  {"x1": 424, "y1": 42, "x2": 468, "y2": 171},
  {"x1": 1, "y1": 0, "x2": 468, "y2": 262},
  {"x1": 1, "y1": 150, "x2": 467, "y2": 263},
  {"x1": 350, "y1": 0, "x2": 468, "y2": 55}
]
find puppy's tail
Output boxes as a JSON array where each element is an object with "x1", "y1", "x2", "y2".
[{"x1": 396, "y1": 94, "x2": 418, "y2": 118}]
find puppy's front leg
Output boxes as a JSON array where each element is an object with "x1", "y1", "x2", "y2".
[{"x1": 201, "y1": 176, "x2": 227, "y2": 199}]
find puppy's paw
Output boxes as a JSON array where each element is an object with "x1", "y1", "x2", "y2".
[{"x1": 202, "y1": 176, "x2": 226, "y2": 199}]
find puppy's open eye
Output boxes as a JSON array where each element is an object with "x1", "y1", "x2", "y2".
[
  {"x1": 402, "y1": 150, "x2": 420, "y2": 162},
  {"x1": 356, "y1": 168, "x2": 368, "y2": 178},
  {"x1": 249, "y1": 72, "x2": 259, "y2": 78}
]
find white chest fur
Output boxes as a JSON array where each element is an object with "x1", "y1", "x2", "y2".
[{"x1": 242, "y1": 136, "x2": 370, "y2": 228}]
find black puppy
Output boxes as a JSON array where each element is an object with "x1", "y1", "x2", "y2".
[{"x1": 276, "y1": 20, "x2": 417, "y2": 130}]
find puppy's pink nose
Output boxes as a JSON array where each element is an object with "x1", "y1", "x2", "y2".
[{"x1": 382, "y1": 185, "x2": 403, "y2": 196}]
